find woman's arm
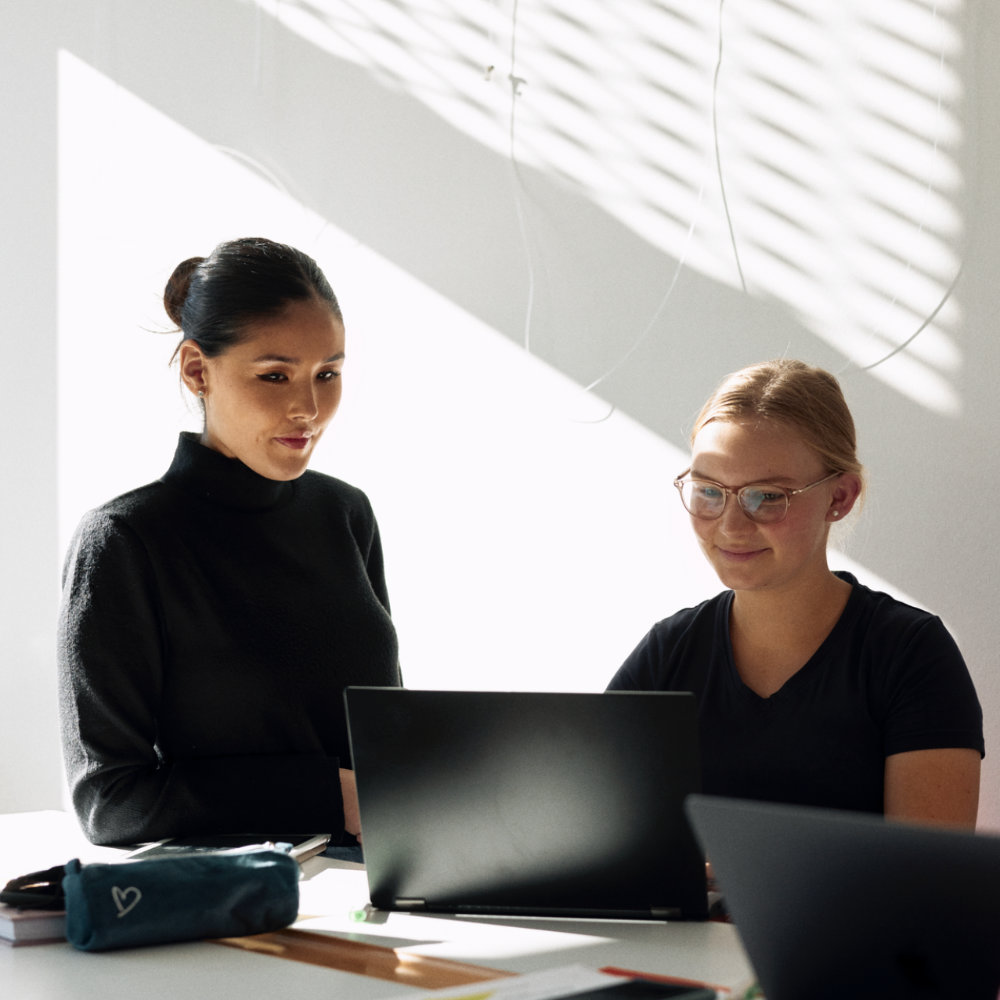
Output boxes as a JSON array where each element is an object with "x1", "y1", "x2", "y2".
[
  {"x1": 883, "y1": 747, "x2": 981, "y2": 828},
  {"x1": 58, "y1": 511, "x2": 346, "y2": 845},
  {"x1": 880, "y1": 609, "x2": 983, "y2": 829}
]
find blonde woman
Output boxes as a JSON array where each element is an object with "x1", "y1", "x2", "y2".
[{"x1": 609, "y1": 360, "x2": 982, "y2": 827}]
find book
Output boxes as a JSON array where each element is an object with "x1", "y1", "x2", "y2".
[
  {"x1": 0, "y1": 903, "x2": 66, "y2": 947},
  {"x1": 370, "y1": 964, "x2": 723, "y2": 999},
  {"x1": 125, "y1": 832, "x2": 330, "y2": 864}
]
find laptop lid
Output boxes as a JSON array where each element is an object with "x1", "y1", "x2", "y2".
[
  {"x1": 345, "y1": 688, "x2": 708, "y2": 920},
  {"x1": 685, "y1": 795, "x2": 1000, "y2": 1000}
]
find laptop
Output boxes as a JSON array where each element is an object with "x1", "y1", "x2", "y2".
[
  {"x1": 344, "y1": 688, "x2": 708, "y2": 920},
  {"x1": 685, "y1": 795, "x2": 1000, "y2": 1000}
]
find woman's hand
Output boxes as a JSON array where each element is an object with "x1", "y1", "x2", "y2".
[{"x1": 339, "y1": 767, "x2": 363, "y2": 841}]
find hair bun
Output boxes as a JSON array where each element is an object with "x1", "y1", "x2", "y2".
[{"x1": 163, "y1": 256, "x2": 205, "y2": 328}]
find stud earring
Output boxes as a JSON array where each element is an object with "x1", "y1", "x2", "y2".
[
  {"x1": 197, "y1": 389, "x2": 205, "y2": 399},
  {"x1": 831, "y1": 510, "x2": 840, "y2": 519}
]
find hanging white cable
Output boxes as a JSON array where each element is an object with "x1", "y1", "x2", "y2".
[
  {"x1": 503, "y1": 0, "x2": 538, "y2": 357},
  {"x1": 581, "y1": 179, "x2": 708, "y2": 395},
  {"x1": 849, "y1": 1, "x2": 962, "y2": 376},
  {"x1": 713, "y1": 0, "x2": 747, "y2": 294}
]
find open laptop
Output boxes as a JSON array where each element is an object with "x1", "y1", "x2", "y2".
[
  {"x1": 344, "y1": 688, "x2": 708, "y2": 920},
  {"x1": 685, "y1": 795, "x2": 1000, "y2": 1000}
]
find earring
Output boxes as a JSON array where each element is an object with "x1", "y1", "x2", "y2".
[
  {"x1": 831, "y1": 510, "x2": 840, "y2": 519},
  {"x1": 197, "y1": 389, "x2": 205, "y2": 399}
]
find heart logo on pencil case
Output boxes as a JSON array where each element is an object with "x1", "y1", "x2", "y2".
[{"x1": 111, "y1": 885, "x2": 142, "y2": 918}]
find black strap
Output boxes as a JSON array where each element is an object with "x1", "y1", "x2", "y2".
[{"x1": 1, "y1": 865, "x2": 67, "y2": 910}]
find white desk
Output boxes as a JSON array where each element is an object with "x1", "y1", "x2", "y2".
[{"x1": 1, "y1": 812, "x2": 755, "y2": 999}]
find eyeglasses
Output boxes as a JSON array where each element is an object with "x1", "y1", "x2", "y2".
[{"x1": 673, "y1": 470, "x2": 841, "y2": 524}]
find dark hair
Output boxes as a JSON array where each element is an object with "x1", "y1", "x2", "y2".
[{"x1": 164, "y1": 237, "x2": 342, "y2": 358}]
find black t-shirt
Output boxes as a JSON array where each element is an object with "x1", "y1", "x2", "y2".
[{"x1": 607, "y1": 573, "x2": 984, "y2": 813}]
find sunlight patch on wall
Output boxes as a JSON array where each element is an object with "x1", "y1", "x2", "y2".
[
  {"x1": 58, "y1": 48, "x2": 730, "y2": 693},
  {"x1": 257, "y1": 0, "x2": 966, "y2": 414},
  {"x1": 57, "y1": 49, "x2": 332, "y2": 552}
]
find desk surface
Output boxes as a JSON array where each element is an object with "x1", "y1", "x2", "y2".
[{"x1": 1, "y1": 811, "x2": 755, "y2": 999}]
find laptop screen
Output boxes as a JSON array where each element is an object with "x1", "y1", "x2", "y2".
[
  {"x1": 686, "y1": 795, "x2": 1000, "y2": 1000},
  {"x1": 345, "y1": 688, "x2": 708, "y2": 920}
]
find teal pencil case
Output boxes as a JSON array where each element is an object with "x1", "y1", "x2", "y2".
[{"x1": 61, "y1": 850, "x2": 299, "y2": 951}]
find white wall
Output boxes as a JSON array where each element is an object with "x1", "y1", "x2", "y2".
[
  {"x1": 0, "y1": 3, "x2": 62, "y2": 812},
  {"x1": 2, "y1": 0, "x2": 997, "y2": 828}
]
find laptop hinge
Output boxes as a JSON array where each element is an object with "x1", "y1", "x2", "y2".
[
  {"x1": 394, "y1": 898, "x2": 427, "y2": 911},
  {"x1": 649, "y1": 907, "x2": 682, "y2": 920}
]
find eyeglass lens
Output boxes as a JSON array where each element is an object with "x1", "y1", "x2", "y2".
[{"x1": 679, "y1": 481, "x2": 788, "y2": 523}]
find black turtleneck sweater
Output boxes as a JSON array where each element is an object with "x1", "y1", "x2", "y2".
[{"x1": 58, "y1": 433, "x2": 400, "y2": 846}]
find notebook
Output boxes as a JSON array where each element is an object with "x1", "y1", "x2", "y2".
[
  {"x1": 685, "y1": 795, "x2": 1000, "y2": 1000},
  {"x1": 344, "y1": 688, "x2": 708, "y2": 920}
]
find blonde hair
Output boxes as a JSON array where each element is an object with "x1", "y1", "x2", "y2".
[{"x1": 693, "y1": 360, "x2": 864, "y2": 488}]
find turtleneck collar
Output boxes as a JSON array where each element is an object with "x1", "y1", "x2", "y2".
[{"x1": 160, "y1": 432, "x2": 297, "y2": 511}]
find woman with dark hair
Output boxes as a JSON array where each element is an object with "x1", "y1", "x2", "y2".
[
  {"x1": 58, "y1": 237, "x2": 400, "y2": 848},
  {"x1": 609, "y1": 359, "x2": 983, "y2": 827}
]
